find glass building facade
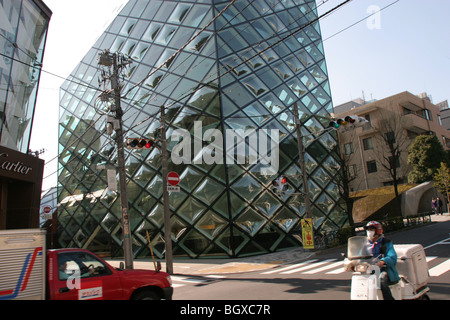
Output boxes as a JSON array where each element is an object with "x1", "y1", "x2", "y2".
[
  {"x1": 57, "y1": 0, "x2": 347, "y2": 259},
  {"x1": 0, "y1": 0, "x2": 51, "y2": 153}
]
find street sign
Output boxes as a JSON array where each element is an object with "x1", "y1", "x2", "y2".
[
  {"x1": 167, "y1": 172, "x2": 180, "y2": 186},
  {"x1": 301, "y1": 218, "x2": 315, "y2": 249},
  {"x1": 167, "y1": 186, "x2": 180, "y2": 192},
  {"x1": 43, "y1": 206, "x2": 52, "y2": 214}
]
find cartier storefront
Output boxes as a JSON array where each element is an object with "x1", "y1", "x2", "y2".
[{"x1": 0, "y1": 146, "x2": 44, "y2": 229}]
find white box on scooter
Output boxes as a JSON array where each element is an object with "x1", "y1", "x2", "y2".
[
  {"x1": 351, "y1": 274, "x2": 379, "y2": 300},
  {"x1": 394, "y1": 244, "x2": 429, "y2": 292}
]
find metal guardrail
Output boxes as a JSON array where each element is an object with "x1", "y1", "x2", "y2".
[
  {"x1": 354, "y1": 212, "x2": 432, "y2": 235},
  {"x1": 312, "y1": 212, "x2": 433, "y2": 250}
]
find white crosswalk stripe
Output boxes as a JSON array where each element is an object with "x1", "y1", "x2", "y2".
[
  {"x1": 303, "y1": 260, "x2": 340, "y2": 274},
  {"x1": 172, "y1": 256, "x2": 450, "y2": 288},
  {"x1": 429, "y1": 258, "x2": 450, "y2": 277},
  {"x1": 262, "y1": 256, "x2": 450, "y2": 277},
  {"x1": 171, "y1": 275, "x2": 211, "y2": 288},
  {"x1": 261, "y1": 259, "x2": 318, "y2": 274},
  {"x1": 281, "y1": 259, "x2": 336, "y2": 274}
]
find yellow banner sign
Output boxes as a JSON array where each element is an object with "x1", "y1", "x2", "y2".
[{"x1": 301, "y1": 218, "x2": 314, "y2": 249}]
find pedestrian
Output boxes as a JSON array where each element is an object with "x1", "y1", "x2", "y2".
[
  {"x1": 436, "y1": 197, "x2": 443, "y2": 215},
  {"x1": 431, "y1": 198, "x2": 436, "y2": 215}
]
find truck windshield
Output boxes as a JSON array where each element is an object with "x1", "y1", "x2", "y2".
[{"x1": 57, "y1": 252, "x2": 111, "y2": 280}]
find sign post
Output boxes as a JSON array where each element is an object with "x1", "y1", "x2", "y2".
[{"x1": 301, "y1": 218, "x2": 315, "y2": 249}]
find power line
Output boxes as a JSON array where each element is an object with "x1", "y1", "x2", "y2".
[
  {"x1": 124, "y1": 0, "x2": 353, "y2": 133},
  {"x1": 121, "y1": 0, "x2": 240, "y2": 100},
  {"x1": 0, "y1": 52, "x2": 102, "y2": 93},
  {"x1": 41, "y1": 0, "x2": 350, "y2": 183},
  {"x1": 39, "y1": 0, "x2": 250, "y2": 172},
  {"x1": 41, "y1": 0, "x2": 401, "y2": 186},
  {"x1": 322, "y1": 0, "x2": 400, "y2": 42},
  {"x1": 121, "y1": 0, "x2": 333, "y2": 131}
]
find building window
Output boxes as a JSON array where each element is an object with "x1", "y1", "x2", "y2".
[
  {"x1": 344, "y1": 142, "x2": 354, "y2": 155},
  {"x1": 349, "y1": 164, "x2": 357, "y2": 178},
  {"x1": 422, "y1": 109, "x2": 432, "y2": 121},
  {"x1": 363, "y1": 137, "x2": 373, "y2": 150},
  {"x1": 367, "y1": 160, "x2": 377, "y2": 173},
  {"x1": 442, "y1": 136, "x2": 450, "y2": 149}
]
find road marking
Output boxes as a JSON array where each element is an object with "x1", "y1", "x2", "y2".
[
  {"x1": 281, "y1": 259, "x2": 336, "y2": 274},
  {"x1": 302, "y1": 260, "x2": 340, "y2": 274},
  {"x1": 424, "y1": 237, "x2": 450, "y2": 249},
  {"x1": 428, "y1": 258, "x2": 450, "y2": 277},
  {"x1": 261, "y1": 259, "x2": 318, "y2": 274},
  {"x1": 326, "y1": 266, "x2": 346, "y2": 274},
  {"x1": 171, "y1": 276, "x2": 208, "y2": 284},
  {"x1": 204, "y1": 275, "x2": 227, "y2": 279}
]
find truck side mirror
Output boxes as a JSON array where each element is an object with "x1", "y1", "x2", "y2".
[
  {"x1": 156, "y1": 261, "x2": 161, "y2": 272},
  {"x1": 119, "y1": 262, "x2": 124, "y2": 270}
]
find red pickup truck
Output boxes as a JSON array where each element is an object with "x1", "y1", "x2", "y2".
[{"x1": 0, "y1": 229, "x2": 173, "y2": 300}]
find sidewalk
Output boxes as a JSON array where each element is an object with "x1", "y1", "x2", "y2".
[{"x1": 107, "y1": 213, "x2": 450, "y2": 275}]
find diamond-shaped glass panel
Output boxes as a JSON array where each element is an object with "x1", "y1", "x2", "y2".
[{"x1": 57, "y1": 0, "x2": 346, "y2": 259}]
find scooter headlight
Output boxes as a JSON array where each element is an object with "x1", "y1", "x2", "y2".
[{"x1": 355, "y1": 264, "x2": 368, "y2": 273}]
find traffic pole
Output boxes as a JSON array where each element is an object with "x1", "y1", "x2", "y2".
[{"x1": 160, "y1": 105, "x2": 173, "y2": 274}]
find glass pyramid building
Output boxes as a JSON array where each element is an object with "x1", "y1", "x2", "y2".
[{"x1": 57, "y1": 0, "x2": 348, "y2": 259}]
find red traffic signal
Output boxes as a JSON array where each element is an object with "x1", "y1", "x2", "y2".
[
  {"x1": 345, "y1": 116, "x2": 356, "y2": 124},
  {"x1": 127, "y1": 138, "x2": 154, "y2": 149},
  {"x1": 272, "y1": 176, "x2": 288, "y2": 193},
  {"x1": 329, "y1": 115, "x2": 369, "y2": 131}
]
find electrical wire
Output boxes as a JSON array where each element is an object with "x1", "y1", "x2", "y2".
[
  {"x1": 41, "y1": 0, "x2": 352, "y2": 184},
  {"x1": 41, "y1": 0, "x2": 401, "y2": 186},
  {"x1": 123, "y1": 0, "x2": 353, "y2": 133},
  {"x1": 120, "y1": 0, "x2": 239, "y2": 100},
  {"x1": 119, "y1": 0, "x2": 332, "y2": 129}
]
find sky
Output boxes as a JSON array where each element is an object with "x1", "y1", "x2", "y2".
[{"x1": 30, "y1": 0, "x2": 450, "y2": 191}]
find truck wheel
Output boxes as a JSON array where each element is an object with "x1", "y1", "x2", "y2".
[{"x1": 132, "y1": 290, "x2": 160, "y2": 300}]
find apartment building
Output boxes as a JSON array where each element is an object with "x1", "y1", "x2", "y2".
[{"x1": 334, "y1": 91, "x2": 450, "y2": 192}]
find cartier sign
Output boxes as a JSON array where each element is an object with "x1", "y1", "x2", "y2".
[
  {"x1": 0, "y1": 153, "x2": 33, "y2": 175},
  {"x1": 0, "y1": 146, "x2": 44, "y2": 183}
]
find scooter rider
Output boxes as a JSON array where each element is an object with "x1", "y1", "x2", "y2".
[{"x1": 364, "y1": 221, "x2": 401, "y2": 300}]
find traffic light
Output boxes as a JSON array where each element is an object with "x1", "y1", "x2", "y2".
[
  {"x1": 329, "y1": 115, "x2": 369, "y2": 131},
  {"x1": 272, "y1": 176, "x2": 288, "y2": 194},
  {"x1": 127, "y1": 138, "x2": 154, "y2": 149}
]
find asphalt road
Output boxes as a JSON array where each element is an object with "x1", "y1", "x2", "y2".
[{"x1": 173, "y1": 219, "x2": 450, "y2": 301}]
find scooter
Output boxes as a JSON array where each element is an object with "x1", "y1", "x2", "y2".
[{"x1": 343, "y1": 236, "x2": 431, "y2": 300}]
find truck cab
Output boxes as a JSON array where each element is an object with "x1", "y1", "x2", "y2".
[
  {"x1": 46, "y1": 249, "x2": 173, "y2": 300},
  {"x1": 1, "y1": 230, "x2": 172, "y2": 300}
]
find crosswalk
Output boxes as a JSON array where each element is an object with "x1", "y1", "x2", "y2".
[
  {"x1": 171, "y1": 257, "x2": 450, "y2": 288},
  {"x1": 427, "y1": 256, "x2": 450, "y2": 277},
  {"x1": 171, "y1": 275, "x2": 226, "y2": 288}
]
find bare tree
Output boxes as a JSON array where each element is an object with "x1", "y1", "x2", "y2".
[
  {"x1": 330, "y1": 134, "x2": 363, "y2": 233},
  {"x1": 371, "y1": 110, "x2": 412, "y2": 214}
]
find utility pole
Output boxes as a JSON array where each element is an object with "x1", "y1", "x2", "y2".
[
  {"x1": 160, "y1": 105, "x2": 173, "y2": 275},
  {"x1": 98, "y1": 50, "x2": 134, "y2": 269},
  {"x1": 293, "y1": 103, "x2": 312, "y2": 219}
]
